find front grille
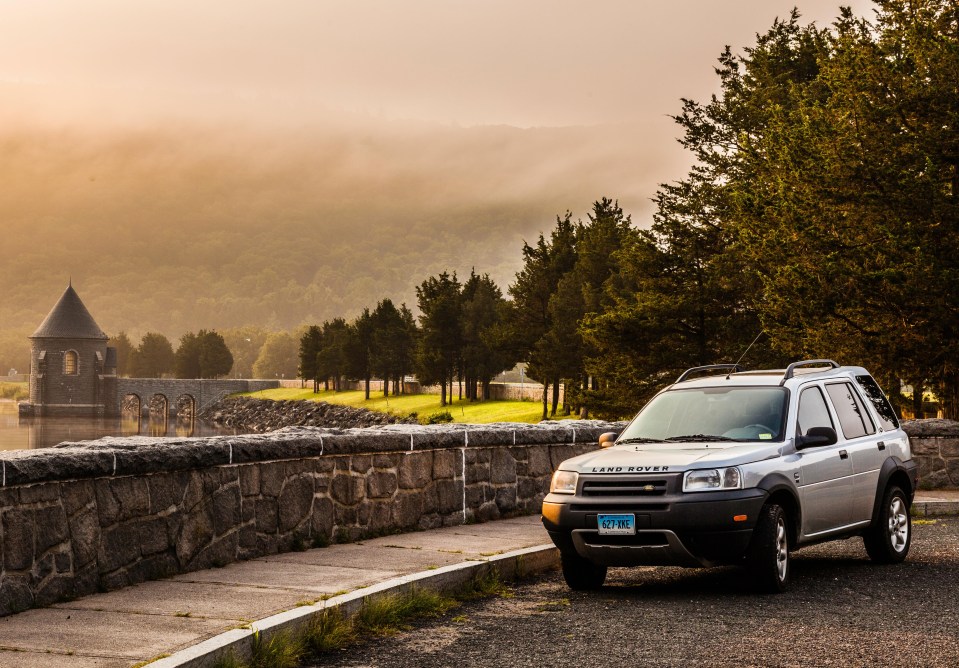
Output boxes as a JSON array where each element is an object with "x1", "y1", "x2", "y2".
[
  {"x1": 585, "y1": 532, "x2": 669, "y2": 547},
  {"x1": 570, "y1": 503, "x2": 668, "y2": 512},
  {"x1": 581, "y1": 479, "x2": 668, "y2": 497}
]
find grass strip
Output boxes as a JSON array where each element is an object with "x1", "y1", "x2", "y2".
[{"x1": 213, "y1": 570, "x2": 512, "y2": 668}]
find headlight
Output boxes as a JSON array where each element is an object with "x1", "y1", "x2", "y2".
[
  {"x1": 550, "y1": 470, "x2": 578, "y2": 494},
  {"x1": 683, "y1": 467, "x2": 742, "y2": 492}
]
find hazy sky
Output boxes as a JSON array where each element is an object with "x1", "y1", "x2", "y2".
[{"x1": 1, "y1": 0, "x2": 874, "y2": 129}]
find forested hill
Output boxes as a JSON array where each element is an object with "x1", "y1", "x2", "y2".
[{"x1": 0, "y1": 118, "x2": 661, "y2": 371}]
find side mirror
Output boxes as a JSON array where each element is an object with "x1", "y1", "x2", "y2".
[
  {"x1": 598, "y1": 432, "x2": 619, "y2": 448},
  {"x1": 796, "y1": 426, "x2": 838, "y2": 450}
]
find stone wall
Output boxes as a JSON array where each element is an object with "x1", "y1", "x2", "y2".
[
  {"x1": 903, "y1": 419, "x2": 959, "y2": 488},
  {"x1": 0, "y1": 421, "x2": 615, "y2": 616}
]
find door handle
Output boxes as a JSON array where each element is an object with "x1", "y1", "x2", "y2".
[
  {"x1": 877, "y1": 441, "x2": 886, "y2": 451},
  {"x1": 839, "y1": 449, "x2": 849, "y2": 460}
]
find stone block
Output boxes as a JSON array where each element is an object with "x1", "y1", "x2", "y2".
[
  {"x1": 175, "y1": 502, "x2": 214, "y2": 565},
  {"x1": 910, "y1": 437, "x2": 940, "y2": 457},
  {"x1": 60, "y1": 480, "x2": 95, "y2": 516},
  {"x1": 549, "y1": 445, "x2": 578, "y2": 471},
  {"x1": 495, "y1": 486, "x2": 518, "y2": 512},
  {"x1": 254, "y1": 498, "x2": 278, "y2": 533},
  {"x1": 260, "y1": 464, "x2": 286, "y2": 497},
  {"x1": 19, "y1": 483, "x2": 59, "y2": 504},
  {"x1": 435, "y1": 479, "x2": 461, "y2": 514},
  {"x1": 947, "y1": 458, "x2": 959, "y2": 486},
  {"x1": 490, "y1": 449, "x2": 517, "y2": 485},
  {"x1": 314, "y1": 457, "x2": 335, "y2": 474},
  {"x1": 279, "y1": 476, "x2": 314, "y2": 533},
  {"x1": 69, "y1": 507, "x2": 100, "y2": 568},
  {"x1": 432, "y1": 450, "x2": 457, "y2": 479},
  {"x1": 476, "y1": 501, "x2": 500, "y2": 522},
  {"x1": 466, "y1": 484, "x2": 488, "y2": 508},
  {"x1": 392, "y1": 492, "x2": 424, "y2": 529},
  {"x1": 138, "y1": 516, "x2": 169, "y2": 556},
  {"x1": 34, "y1": 504, "x2": 69, "y2": 553},
  {"x1": 373, "y1": 454, "x2": 400, "y2": 469},
  {"x1": 520, "y1": 476, "x2": 548, "y2": 501},
  {"x1": 109, "y1": 477, "x2": 150, "y2": 522},
  {"x1": 98, "y1": 523, "x2": 140, "y2": 572},
  {"x1": 940, "y1": 438, "x2": 959, "y2": 459},
  {"x1": 34, "y1": 571, "x2": 74, "y2": 608},
  {"x1": 213, "y1": 487, "x2": 242, "y2": 535},
  {"x1": 368, "y1": 502, "x2": 392, "y2": 533},
  {"x1": 367, "y1": 471, "x2": 398, "y2": 499},
  {"x1": 351, "y1": 455, "x2": 372, "y2": 474},
  {"x1": 3, "y1": 508, "x2": 35, "y2": 571},
  {"x1": 129, "y1": 551, "x2": 179, "y2": 583},
  {"x1": 94, "y1": 478, "x2": 120, "y2": 526},
  {"x1": 311, "y1": 497, "x2": 334, "y2": 539},
  {"x1": 239, "y1": 464, "x2": 261, "y2": 496},
  {"x1": 527, "y1": 446, "x2": 553, "y2": 477},
  {"x1": 466, "y1": 464, "x2": 489, "y2": 485},
  {"x1": 0, "y1": 576, "x2": 34, "y2": 615},
  {"x1": 149, "y1": 473, "x2": 186, "y2": 514},
  {"x1": 330, "y1": 473, "x2": 365, "y2": 506},
  {"x1": 398, "y1": 451, "x2": 433, "y2": 489}
]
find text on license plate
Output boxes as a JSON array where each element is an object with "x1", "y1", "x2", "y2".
[{"x1": 597, "y1": 514, "x2": 635, "y2": 535}]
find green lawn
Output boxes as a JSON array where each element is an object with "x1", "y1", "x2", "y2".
[{"x1": 242, "y1": 387, "x2": 566, "y2": 424}]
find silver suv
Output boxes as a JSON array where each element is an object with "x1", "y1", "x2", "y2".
[{"x1": 542, "y1": 360, "x2": 917, "y2": 593}]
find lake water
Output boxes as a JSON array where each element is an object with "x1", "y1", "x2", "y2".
[{"x1": 0, "y1": 400, "x2": 243, "y2": 451}]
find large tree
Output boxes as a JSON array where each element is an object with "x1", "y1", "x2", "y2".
[
  {"x1": 130, "y1": 332, "x2": 175, "y2": 378},
  {"x1": 175, "y1": 330, "x2": 233, "y2": 379},
  {"x1": 415, "y1": 271, "x2": 462, "y2": 406}
]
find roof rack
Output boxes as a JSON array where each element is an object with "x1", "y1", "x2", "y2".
[
  {"x1": 675, "y1": 364, "x2": 744, "y2": 384},
  {"x1": 780, "y1": 359, "x2": 840, "y2": 385}
]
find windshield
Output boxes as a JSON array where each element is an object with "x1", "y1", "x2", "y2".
[{"x1": 619, "y1": 386, "x2": 788, "y2": 443}]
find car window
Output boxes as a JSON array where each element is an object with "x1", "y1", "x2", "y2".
[
  {"x1": 797, "y1": 386, "x2": 833, "y2": 436},
  {"x1": 825, "y1": 382, "x2": 875, "y2": 439},
  {"x1": 855, "y1": 374, "x2": 900, "y2": 430}
]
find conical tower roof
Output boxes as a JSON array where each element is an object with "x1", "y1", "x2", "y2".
[{"x1": 31, "y1": 283, "x2": 108, "y2": 340}]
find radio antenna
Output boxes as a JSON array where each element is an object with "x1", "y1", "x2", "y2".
[{"x1": 728, "y1": 330, "x2": 766, "y2": 379}]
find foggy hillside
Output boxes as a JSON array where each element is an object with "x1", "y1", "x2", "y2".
[{"x1": 0, "y1": 117, "x2": 665, "y2": 371}]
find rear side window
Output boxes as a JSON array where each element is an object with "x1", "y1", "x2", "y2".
[
  {"x1": 826, "y1": 383, "x2": 875, "y2": 439},
  {"x1": 855, "y1": 375, "x2": 900, "y2": 430}
]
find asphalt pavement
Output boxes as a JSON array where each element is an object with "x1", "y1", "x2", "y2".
[{"x1": 307, "y1": 517, "x2": 959, "y2": 668}]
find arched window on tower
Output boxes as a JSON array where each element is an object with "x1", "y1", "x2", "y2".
[{"x1": 64, "y1": 350, "x2": 78, "y2": 375}]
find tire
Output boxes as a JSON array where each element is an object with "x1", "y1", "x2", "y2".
[
  {"x1": 744, "y1": 503, "x2": 790, "y2": 593},
  {"x1": 863, "y1": 485, "x2": 911, "y2": 564},
  {"x1": 560, "y1": 550, "x2": 607, "y2": 590}
]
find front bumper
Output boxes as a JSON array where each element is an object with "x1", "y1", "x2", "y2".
[{"x1": 542, "y1": 482, "x2": 768, "y2": 567}]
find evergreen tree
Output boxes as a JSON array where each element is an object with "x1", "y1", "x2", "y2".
[
  {"x1": 415, "y1": 271, "x2": 462, "y2": 406},
  {"x1": 108, "y1": 331, "x2": 134, "y2": 377},
  {"x1": 130, "y1": 332, "x2": 175, "y2": 378},
  {"x1": 299, "y1": 325, "x2": 324, "y2": 392}
]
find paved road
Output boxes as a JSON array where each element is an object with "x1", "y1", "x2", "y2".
[{"x1": 310, "y1": 518, "x2": 959, "y2": 668}]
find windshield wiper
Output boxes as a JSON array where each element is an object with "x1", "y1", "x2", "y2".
[
  {"x1": 616, "y1": 437, "x2": 665, "y2": 444},
  {"x1": 664, "y1": 434, "x2": 738, "y2": 442}
]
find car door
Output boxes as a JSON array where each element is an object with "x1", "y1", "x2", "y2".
[
  {"x1": 824, "y1": 381, "x2": 883, "y2": 524},
  {"x1": 796, "y1": 384, "x2": 854, "y2": 536}
]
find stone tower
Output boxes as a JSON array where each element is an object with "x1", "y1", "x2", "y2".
[{"x1": 24, "y1": 283, "x2": 115, "y2": 417}]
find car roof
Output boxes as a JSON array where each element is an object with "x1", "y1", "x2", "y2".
[{"x1": 668, "y1": 365, "x2": 871, "y2": 391}]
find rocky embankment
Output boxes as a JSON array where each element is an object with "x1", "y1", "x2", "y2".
[{"x1": 199, "y1": 396, "x2": 417, "y2": 432}]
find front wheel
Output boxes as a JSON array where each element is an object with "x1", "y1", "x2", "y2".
[
  {"x1": 744, "y1": 503, "x2": 790, "y2": 593},
  {"x1": 560, "y1": 551, "x2": 607, "y2": 590},
  {"x1": 863, "y1": 485, "x2": 911, "y2": 564}
]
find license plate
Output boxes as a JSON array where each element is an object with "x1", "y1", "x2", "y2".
[{"x1": 597, "y1": 513, "x2": 635, "y2": 535}]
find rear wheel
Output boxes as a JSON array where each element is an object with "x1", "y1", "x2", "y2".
[
  {"x1": 560, "y1": 550, "x2": 607, "y2": 590},
  {"x1": 864, "y1": 485, "x2": 911, "y2": 563},
  {"x1": 745, "y1": 503, "x2": 790, "y2": 593}
]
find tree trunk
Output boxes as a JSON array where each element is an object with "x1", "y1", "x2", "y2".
[
  {"x1": 542, "y1": 381, "x2": 549, "y2": 421},
  {"x1": 383, "y1": 373, "x2": 389, "y2": 397},
  {"x1": 550, "y1": 378, "x2": 560, "y2": 417},
  {"x1": 911, "y1": 379, "x2": 924, "y2": 419},
  {"x1": 365, "y1": 376, "x2": 371, "y2": 400},
  {"x1": 441, "y1": 381, "x2": 447, "y2": 407}
]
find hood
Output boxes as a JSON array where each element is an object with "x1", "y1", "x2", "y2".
[{"x1": 560, "y1": 441, "x2": 785, "y2": 474}]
